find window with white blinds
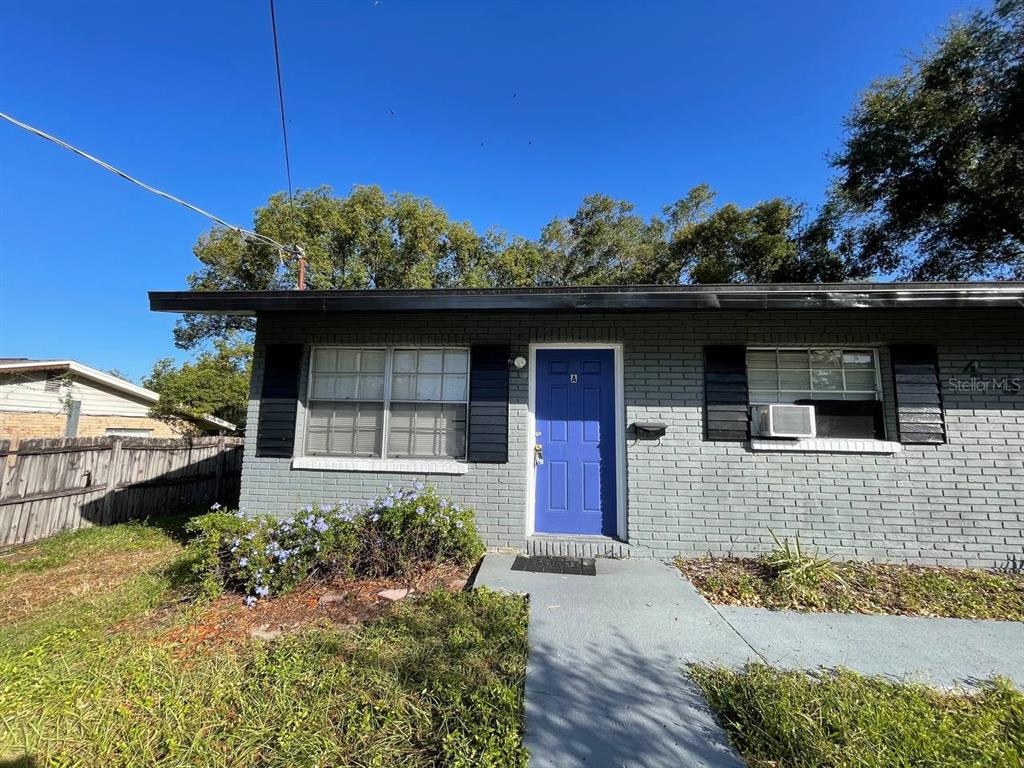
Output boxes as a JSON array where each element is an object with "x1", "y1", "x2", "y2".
[
  {"x1": 746, "y1": 348, "x2": 881, "y2": 404},
  {"x1": 306, "y1": 347, "x2": 469, "y2": 459}
]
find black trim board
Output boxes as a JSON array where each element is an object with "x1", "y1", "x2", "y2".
[{"x1": 149, "y1": 282, "x2": 1024, "y2": 316}]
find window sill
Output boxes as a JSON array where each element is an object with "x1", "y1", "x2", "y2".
[
  {"x1": 749, "y1": 438, "x2": 902, "y2": 454},
  {"x1": 292, "y1": 456, "x2": 469, "y2": 474}
]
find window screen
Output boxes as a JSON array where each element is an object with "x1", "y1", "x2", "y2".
[
  {"x1": 747, "y1": 348, "x2": 880, "y2": 404},
  {"x1": 388, "y1": 349, "x2": 468, "y2": 459},
  {"x1": 306, "y1": 348, "x2": 386, "y2": 457},
  {"x1": 305, "y1": 347, "x2": 469, "y2": 459}
]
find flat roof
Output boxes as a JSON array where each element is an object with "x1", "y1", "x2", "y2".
[{"x1": 149, "y1": 282, "x2": 1024, "y2": 315}]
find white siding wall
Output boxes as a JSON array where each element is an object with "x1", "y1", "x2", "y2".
[{"x1": 0, "y1": 372, "x2": 154, "y2": 417}]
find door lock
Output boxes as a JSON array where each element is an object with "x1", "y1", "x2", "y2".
[{"x1": 533, "y1": 443, "x2": 545, "y2": 465}]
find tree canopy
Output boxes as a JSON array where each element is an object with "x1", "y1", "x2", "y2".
[
  {"x1": 829, "y1": 0, "x2": 1024, "y2": 280},
  {"x1": 175, "y1": 184, "x2": 852, "y2": 349},
  {"x1": 144, "y1": 338, "x2": 251, "y2": 431}
]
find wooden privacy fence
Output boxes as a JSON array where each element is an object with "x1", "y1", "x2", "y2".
[{"x1": 0, "y1": 436, "x2": 244, "y2": 547}]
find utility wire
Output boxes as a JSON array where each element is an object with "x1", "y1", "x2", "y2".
[
  {"x1": 0, "y1": 110, "x2": 297, "y2": 255},
  {"x1": 269, "y1": 0, "x2": 294, "y2": 199}
]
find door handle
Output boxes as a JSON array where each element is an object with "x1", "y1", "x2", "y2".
[{"x1": 533, "y1": 443, "x2": 545, "y2": 466}]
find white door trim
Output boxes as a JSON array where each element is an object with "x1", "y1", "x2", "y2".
[{"x1": 525, "y1": 342, "x2": 627, "y2": 540}]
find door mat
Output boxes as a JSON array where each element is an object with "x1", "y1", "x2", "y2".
[{"x1": 511, "y1": 555, "x2": 597, "y2": 576}]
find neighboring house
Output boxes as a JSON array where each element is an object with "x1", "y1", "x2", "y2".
[
  {"x1": 151, "y1": 283, "x2": 1024, "y2": 570},
  {"x1": 0, "y1": 359, "x2": 233, "y2": 442}
]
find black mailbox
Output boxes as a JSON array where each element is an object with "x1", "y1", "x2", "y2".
[{"x1": 631, "y1": 421, "x2": 667, "y2": 440}]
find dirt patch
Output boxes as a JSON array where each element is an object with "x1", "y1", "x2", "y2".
[
  {"x1": 160, "y1": 563, "x2": 470, "y2": 656},
  {"x1": 0, "y1": 547, "x2": 178, "y2": 624}
]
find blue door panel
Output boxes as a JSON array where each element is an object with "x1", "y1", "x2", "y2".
[
  {"x1": 582, "y1": 462, "x2": 601, "y2": 512},
  {"x1": 548, "y1": 460, "x2": 569, "y2": 510},
  {"x1": 535, "y1": 349, "x2": 617, "y2": 536},
  {"x1": 582, "y1": 386, "x2": 601, "y2": 442}
]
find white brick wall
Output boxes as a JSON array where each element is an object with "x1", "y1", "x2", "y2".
[{"x1": 239, "y1": 309, "x2": 1024, "y2": 570}]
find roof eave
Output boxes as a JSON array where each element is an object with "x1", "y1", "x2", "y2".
[
  {"x1": 149, "y1": 282, "x2": 1024, "y2": 316},
  {"x1": 0, "y1": 360, "x2": 159, "y2": 402}
]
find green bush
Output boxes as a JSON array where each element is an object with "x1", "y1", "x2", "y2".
[{"x1": 187, "y1": 485, "x2": 485, "y2": 604}]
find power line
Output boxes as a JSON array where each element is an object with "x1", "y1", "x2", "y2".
[
  {"x1": 0, "y1": 110, "x2": 300, "y2": 258},
  {"x1": 269, "y1": 0, "x2": 294, "y2": 199}
]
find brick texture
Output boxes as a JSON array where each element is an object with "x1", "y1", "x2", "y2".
[
  {"x1": 238, "y1": 309, "x2": 1024, "y2": 570},
  {"x1": 0, "y1": 412, "x2": 183, "y2": 442}
]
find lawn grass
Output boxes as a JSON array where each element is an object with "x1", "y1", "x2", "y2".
[
  {"x1": 0, "y1": 516, "x2": 528, "y2": 767},
  {"x1": 691, "y1": 664, "x2": 1024, "y2": 768},
  {"x1": 0, "y1": 514, "x2": 187, "y2": 577},
  {"x1": 677, "y1": 555, "x2": 1024, "y2": 620},
  {"x1": 0, "y1": 515, "x2": 190, "y2": 627}
]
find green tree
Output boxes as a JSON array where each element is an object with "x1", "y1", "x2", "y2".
[
  {"x1": 537, "y1": 194, "x2": 672, "y2": 285},
  {"x1": 829, "y1": 0, "x2": 1024, "y2": 279},
  {"x1": 177, "y1": 184, "x2": 851, "y2": 352},
  {"x1": 174, "y1": 185, "x2": 493, "y2": 349},
  {"x1": 144, "y1": 338, "x2": 252, "y2": 431},
  {"x1": 670, "y1": 189, "x2": 857, "y2": 284},
  {"x1": 536, "y1": 186, "x2": 855, "y2": 285}
]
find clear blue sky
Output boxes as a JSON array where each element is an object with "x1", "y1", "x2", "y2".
[{"x1": 1, "y1": 0, "x2": 973, "y2": 382}]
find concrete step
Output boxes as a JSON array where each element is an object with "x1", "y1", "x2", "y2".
[{"x1": 526, "y1": 534, "x2": 630, "y2": 559}]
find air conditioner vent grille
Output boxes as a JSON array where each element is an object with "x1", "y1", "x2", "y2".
[
  {"x1": 751, "y1": 404, "x2": 816, "y2": 438},
  {"x1": 772, "y1": 406, "x2": 813, "y2": 435}
]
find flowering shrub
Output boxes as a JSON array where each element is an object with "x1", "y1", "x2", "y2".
[{"x1": 188, "y1": 484, "x2": 484, "y2": 604}]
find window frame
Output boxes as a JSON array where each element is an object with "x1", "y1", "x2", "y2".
[
  {"x1": 104, "y1": 427, "x2": 154, "y2": 437},
  {"x1": 745, "y1": 346, "x2": 883, "y2": 405},
  {"x1": 305, "y1": 345, "x2": 471, "y2": 461}
]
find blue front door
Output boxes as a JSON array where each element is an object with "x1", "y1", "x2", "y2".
[{"x1": 534, "y1": 348, "x2": 617, "y2": 536}]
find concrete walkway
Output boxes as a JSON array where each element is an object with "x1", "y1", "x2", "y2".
[
  {"x1": 476, "y1": 554, "x2": 751, "y2": 768},
  {"x1": 475, "y1": 554, "x2": 1024, "y2": 768},
  {"x1": 716, "y1": 606, "x2": 1024, "y2": 688}
]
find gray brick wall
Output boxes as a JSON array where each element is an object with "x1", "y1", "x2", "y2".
[{"x1": 239, "y1": 309, "x2": 1024, "y2": 570}]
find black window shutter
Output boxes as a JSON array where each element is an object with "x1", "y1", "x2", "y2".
[
  {"x1": 704, "y1": 345, "x2": 749, "y2": 441},
  {"x1": 890, "y1": 344, "x2": 946, "y2": 444},
  {"x1": 467, "y1": 345, "x2": 509, "y2": 463},
  {"x1": 256, "y1": 344, "x2": 303, "y2": 458}
]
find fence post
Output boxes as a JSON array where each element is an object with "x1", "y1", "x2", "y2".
[
  {"x1": 214, "y1": 435, "x2": 226, "y2": 502},
  {"x1": 101, "y1": 438, "x2": 122, "y2": 525},
  {"x1": 0, "y1": 439, "x2": 10, "y2": 499}
]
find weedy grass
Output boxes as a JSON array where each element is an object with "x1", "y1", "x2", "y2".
[
  {"x1": 677, "y1": 554, "x2": 1024, "y2": 620},
  {"x1": 0, "y1": 516, "x2": 528, "y2": 768},
  {"x1": 691, "y1": 664, "x2": 1024, "y2": 768},
  {"x1": 0, "y1": 513, "x2": 188, "y2": 577}
]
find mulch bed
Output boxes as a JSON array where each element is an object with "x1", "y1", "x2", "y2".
[
  {"x1": 677, "y1": 555, "x2": 1024, "y2": 621},
  {"x1": 158, "y1": 563, "x2": 470, "y2": 656}
]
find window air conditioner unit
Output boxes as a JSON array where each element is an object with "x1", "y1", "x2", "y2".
[{"x1": 751, "y1": 404, "x2": 816, "y2": 438}]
